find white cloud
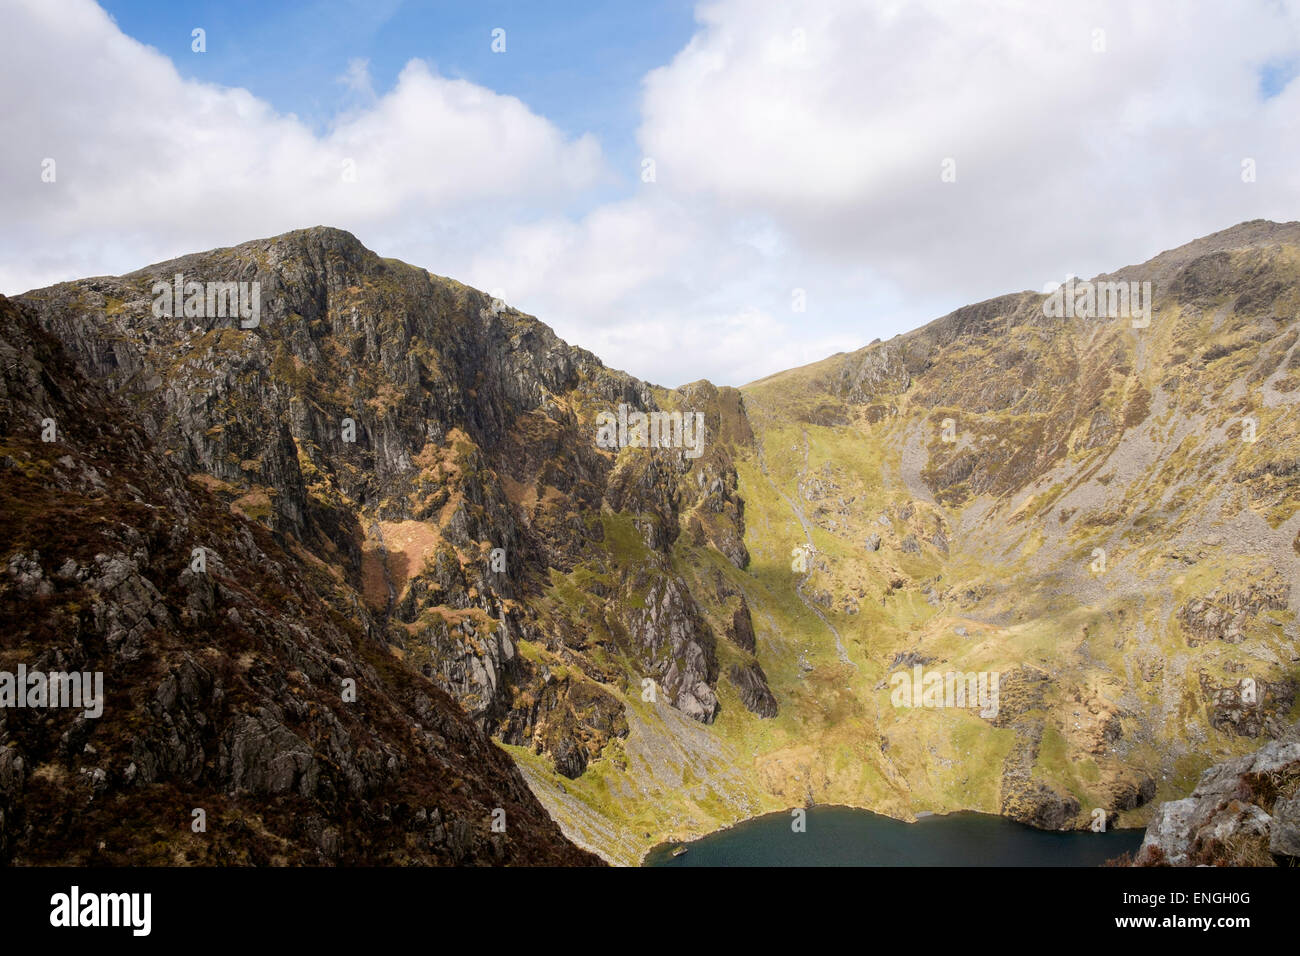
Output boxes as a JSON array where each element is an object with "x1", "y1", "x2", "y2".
[
  {"x1": 638, "y1": 0, "x2": 1300, "y2": 293},
  {"x1": 0, "y1": 0, "x2": 603, "y2": 292},
  {"x1": 338, "y1": 57, "x2": 376, "y2": 101}
]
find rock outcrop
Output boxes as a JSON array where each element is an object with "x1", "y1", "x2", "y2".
[
  {"x1": 0, "y1": 294, "x2": 599, "y2": 865},
  {"x1": 1136, "y1": 728, "x2": 1300, "y2": 866},
  {"x1": 728, "y1": 662, "x2": 779, "y2": 718},
  {"x1": 10, "y1": 226, "x2": 775, "y2": 797}
]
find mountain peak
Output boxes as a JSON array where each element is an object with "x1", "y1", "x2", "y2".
[
  {"x1": 1100, "y1": 217, "x2": 1300, "y2": 286},
  {"x1": 6, "y1": 219, "x2": 1300, "y2": 867}
]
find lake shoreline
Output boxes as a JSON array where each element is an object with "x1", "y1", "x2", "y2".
[{"x1": 643, "y1": 804, "x2": 1146, "y2": 867}]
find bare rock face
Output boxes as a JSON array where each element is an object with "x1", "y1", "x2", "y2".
[
  {"x1": 728, "y1": 662, "x2": 778, "y2": 718},
  {"x1": 1199, "y1": 673, "x2": 1298, "y2": 738},
  {"x1": 16, "y1": 218, "x2": 1300, "y2": 863},
  {"x1": 624, "y1": 574, "x2": 720, "y2": 724},
  {"x1": 1136, "y1": 733, "x2": 1300, "y2": 866},
  {"x1": 1269, "y1": 791, "x2": 1300, "y2": 858},
  {"x1": 728, "y1": 600, "x2": 757, "y2": 653},
  {"x1": 0, "y1": 294, "x2": 599, "y2": 866},
  {"x1": 836, "y1": 341, "x2": 912, "y2": 405},
  {"x1": 1178, "y1": 573, "x2": 1289, "y2": 647},
  {"x1": 14, "y1": 227, "x2": 767, "y2": 781}
]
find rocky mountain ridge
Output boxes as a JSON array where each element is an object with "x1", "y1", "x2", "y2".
[
  {"x1": 5, "y1": 219, "x2": 1299, "y2": 865},
  {"x1": 728, "y1": 218, "x2": 1300, "y2": 846},
  {"x1": 0, "y1": 293, "x2": 598, "y2": 864},
  {"x1": 5, "y1": 226, "x2": 778, "y2": 863}
]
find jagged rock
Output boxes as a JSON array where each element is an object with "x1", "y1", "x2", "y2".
[
  {"x1": 515, "y1": 678, "x2": 628, "y2": 779},
  {"x1": 221, "y1": 709, "x2": 321, "y2": 797},
  {"x1": 1178, "y1": 573, "x2": 1288, "y2": 647},
  {"x1": 551, "y1": 738, "x2": 587, "y2": 779},
  {"x1": 630, "y1": 575, "x2": 720, "y2": 724},
  {"x1": 1268, "y1": 792, "x2": 1300, "y2": 858},
  {"x1": 728, "y1": 600, "x2": 757, "y2": 652},
  {"x1": 0, "y1": 293, "x2": 599, "y2": 866},
  {"x1": 1199, "y1": 673, "x2": 1297, "y2": 738},
  {"x1": 728, "y1": 662, "x2": 778, "y2": 718},
  {"x1": 675, "y1": 681, "x2": 719, "y2": 723},
  {"x1": 1136, "y1": 736, "x2": 1300, "y2": 866},
  {"x1": 15, "y1": 226, "x2": 760, "y2": 780}
]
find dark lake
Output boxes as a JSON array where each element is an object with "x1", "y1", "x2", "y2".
[{"x1": 644, "y1": 806, "x2": 1144, "y2": 867}]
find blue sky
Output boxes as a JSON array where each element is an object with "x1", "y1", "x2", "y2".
[
  {"x1": 100, "y1": 0, "x2": 696, "y2": 204},
  {"x1": 1259, "y1": 55, "x2": 1300, "y2": 98},
  {"x1": 6, "y1": 1, "x2": 1300, "y2": 387}
]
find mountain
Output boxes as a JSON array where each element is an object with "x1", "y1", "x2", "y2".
[
  {"x1": 729, "y1": 219, "x2": 1300, "y2": 841},
  {"x1": 0, "y1": 271, "x2": 603, "y2": 865},
  {"x1": 3, "y1": 220, "x2": 1298, "y2": 866},
  {"x1": 3, "y1": 226, "x2": 761, "y2": 865}
]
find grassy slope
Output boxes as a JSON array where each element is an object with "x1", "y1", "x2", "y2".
[{"x1": 521, "y1": 233, "x2": 1300, "y2": 863}]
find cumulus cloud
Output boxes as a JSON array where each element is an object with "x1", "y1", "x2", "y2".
[
  {"x1": 0, "y1": 0, "x2": 603, "y2": 292},
  {"x1": 638, "y1": 0, "x2": 1300, "y2": 292},
  {"x1": 460, "y1": 195, "x2": 870, "y2": 385}
]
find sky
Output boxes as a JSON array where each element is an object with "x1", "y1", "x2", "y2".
[{"x1": 4, "y1": 0, "x2": 1300, "y2": 388}]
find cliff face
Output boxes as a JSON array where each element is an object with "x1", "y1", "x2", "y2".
[
  {"x1": 6, "y1": 220, "x2": 1300, "y2": 866},
  {"x1": 7, "y1": 227, "x2": 772, "y2": 864},
  {"x1": 0, "y1": 295, "x2": 598, "y2": 864}
]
